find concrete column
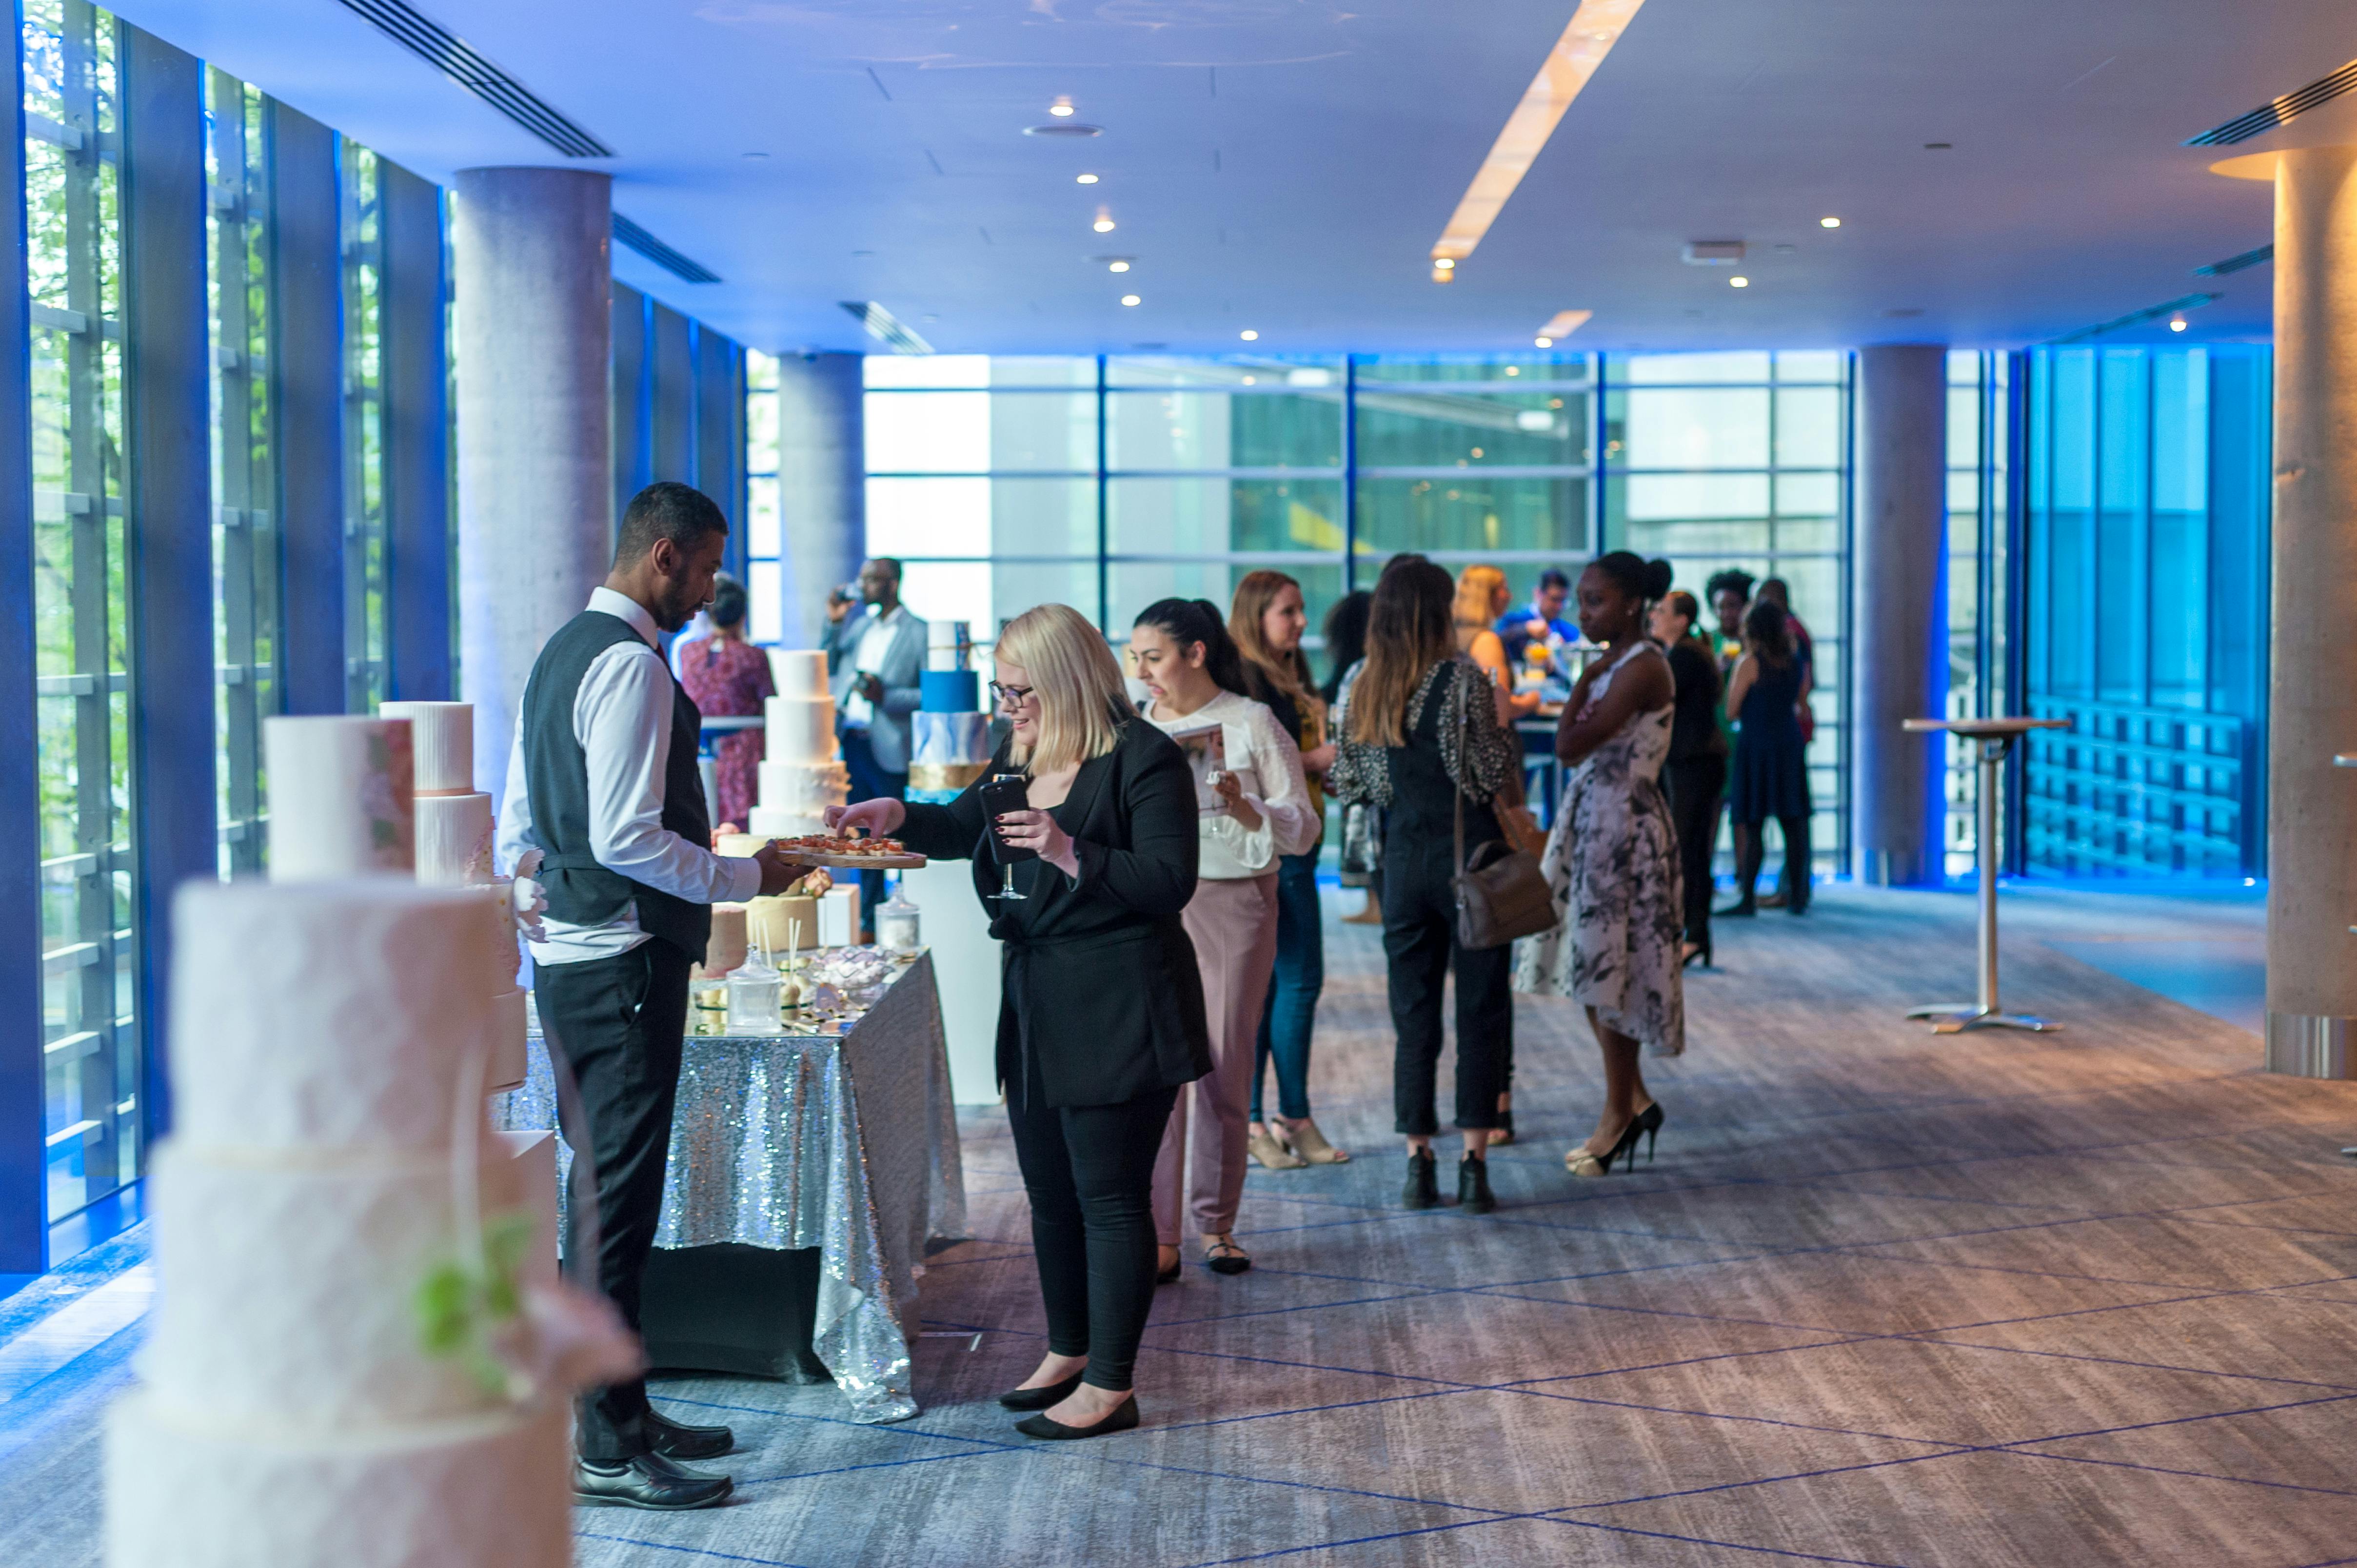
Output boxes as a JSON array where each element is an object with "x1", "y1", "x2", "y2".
[
  {"x1": 452, "y1": 167, "x2": 612, "y2": 803},
  {"x1": 775, "y1": 353, "x2": 866, "y2": 650},
  {"x1": 1850, "y1": 343, "x2": 1949, "y2": 887},
  {"x1": 2260, "y1": 146, "x2": 2357, "y2": 1076}
]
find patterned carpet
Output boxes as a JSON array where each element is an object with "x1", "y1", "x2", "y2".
[{"x1": 8, "y1": 882, "x2": 2357, "y2": 1566}]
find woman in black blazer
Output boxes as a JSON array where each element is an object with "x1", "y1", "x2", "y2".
[{"x1": 830, "y1": 603, "x2": 1208, "y2": 1441}]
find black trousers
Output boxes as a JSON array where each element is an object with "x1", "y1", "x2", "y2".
[
  {"x1": 1664, "y1": 754, "x2": 1726, "y2": 943},
  {"x1": 1382, "y1": 837, "x2": 1511, "y2": 1137},
  {"x1": 535, "y1": 937, "x2": 693, "y2": 1461},
  {"x1": 1735, "y1": 813, "x2": 1813, "y2": 911},
  {"x1": 1005, "y1": 1081, "x2": 1180, "y2": 1392}
]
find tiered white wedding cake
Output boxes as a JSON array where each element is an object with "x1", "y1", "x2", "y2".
[
  {"x1": 104, "y1": 878, "x2": 574, "y2": 1568},
  {"x1": 381, "y1": 701, "x2": 531, "y2": 1092},
  {"x1": 748, "y1": 648, "x2": 850, "y2": 839}
]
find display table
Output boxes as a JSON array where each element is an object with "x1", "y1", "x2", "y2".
[
  {"x1": 498, "y1": 951, "x2": 966, "y2": 1423},
  {"x1": 1899, "y1": 716, "x2": 2070, "y2": 1034}
]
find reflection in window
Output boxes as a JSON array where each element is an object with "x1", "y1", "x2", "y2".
[
  {"x1": 341, "y1": 140, "x2": 385, "y2": 711},
  {"x1": 744, "y1": 350, "x2": 782, "y2": 644},
  {"x1": 207, "y1": 68, "x2": 277, "y2": 877},
  {"x1": 25, "y1": 0, "x2": 140, "y2": 1226}
]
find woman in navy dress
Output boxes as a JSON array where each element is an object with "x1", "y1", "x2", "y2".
[{"x1": 1721, "y1": 598, "x2": 1811, "y2": 916}]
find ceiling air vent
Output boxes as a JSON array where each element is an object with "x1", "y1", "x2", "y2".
[
  {"x1": 337, "y1": 0, "x2": 612, "y2": 157},
  {"x1": 842, "y1": 302, "x2": 933, "y2": 355},
  {"x1": 2195, "y1": 244, "x2": 2273, "y2": 277},
  {"x1": 613, "y1": 216, "x2": 720, "y2": 285},
  {"x1": 1682, "y1": 241, "x2": 1744, "y2": 266},
  {"x1": 2185, "y1": 56, "x2": 2357, "y2": 146}
]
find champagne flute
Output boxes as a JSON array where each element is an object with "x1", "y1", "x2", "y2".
[{"x1": 979, "y1": 774, "x2": 1034, "y2": 902}]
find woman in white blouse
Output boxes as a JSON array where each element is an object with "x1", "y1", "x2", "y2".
[{"x1": 1129, "y1": 598, "x2": 1319, "y2": 1279}]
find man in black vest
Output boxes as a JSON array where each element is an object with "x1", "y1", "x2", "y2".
[{"x1": 497, "y1": 481, "x2": 804, "y2": 1509}]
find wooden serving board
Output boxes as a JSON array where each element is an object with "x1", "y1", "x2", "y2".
[{"x1": 774, "y1": 849, "x2": 929, "y2": 871}]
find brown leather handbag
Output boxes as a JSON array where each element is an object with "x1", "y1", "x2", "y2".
[{"x1": 1450, "y1": 686, "x2": 1558, "y2": 950}]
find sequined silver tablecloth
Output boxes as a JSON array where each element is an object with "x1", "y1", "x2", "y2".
[{"x1": 498, "y1": 951, "x2": 968, "y2": 1423}]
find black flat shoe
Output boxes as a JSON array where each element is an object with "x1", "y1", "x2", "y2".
[
  {"x1": 1457, "y1": 1155, "x2": 1496, "y2": 1215},
  {"x1": 1156, "y1": 1248, "x2": 1181, "y2": 1285},
  {"x1": 998, "y1": 1371, "x2": 1085, "y2": 1411},
  {"x1": 1205, "y1": 1236, "x2": 1251, "y2": 1275},
  {"x1": 1015, "y1": 1394, "x2": 1139, "y2": 1441},
  {"x1": 1403, "y1": 1149, "x2": 1440, "y2": 1210},
  {"x1": 644, "y1": 1406, "x2": 734, "y2": 1461},
  {"x1": 574, "y1": 1452, "x2": 733, "y2": 1511}
]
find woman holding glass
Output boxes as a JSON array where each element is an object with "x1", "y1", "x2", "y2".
[
  {"x1": 1129, "y1": 599, "x2": 1319, "y2": 1278},
  {"x1": 829, "y1": 604, "x2": 1208, "y2": 1441}
]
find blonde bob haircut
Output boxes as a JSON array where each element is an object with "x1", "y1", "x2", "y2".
[{"x1": 996, "y1": 602, "x2": 1137, "y2": 776}]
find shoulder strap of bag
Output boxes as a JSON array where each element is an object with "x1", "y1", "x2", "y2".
[{"x1": 1453, "y1": 669, "x2": 1468, "y2": 874}]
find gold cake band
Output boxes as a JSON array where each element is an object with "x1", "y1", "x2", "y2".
[{"x1": 911, "y1": 762, "x2": 991, "y2": 792}]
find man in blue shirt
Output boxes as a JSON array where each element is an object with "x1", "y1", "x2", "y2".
[{"x1": 1496, "y1": 568, "x2": 1576, "y2": 665}]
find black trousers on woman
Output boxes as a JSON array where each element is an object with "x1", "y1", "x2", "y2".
[
  {"x1": 1663, "y1": 754, "x2": 1726, "y2": 943},
  {"x1": 1005, "y1": 1080, "x2": 1182, "y2": 1392},
  {"x1": 1382, "y1": 834, "x2": 1511, "y2": 1136}
]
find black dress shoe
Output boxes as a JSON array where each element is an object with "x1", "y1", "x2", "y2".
[
  {"x1": 998, "y1": 1371, "x2": 1085, "y2": 1411},
  {"x1": 574, "y1": 1451, "x2": 733, "y2": 1511},
  {"x1": 1457, "y1": 1155, "x2": 1496, "y2": 1215},
  {"x1": 644, "y1": 1406, "x2": 734, "y2": 1461},
  {"x1": 1014, "y1": 1394, "x2": 1139, "y2": 1440},
  {"x1": 1403, "y1": 1149, "x2": 1440, "y2": 1210}
]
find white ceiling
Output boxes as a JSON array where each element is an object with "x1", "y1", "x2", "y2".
[{"x1": 104, "y1": 0, "x2": 2350, "y2": 355}]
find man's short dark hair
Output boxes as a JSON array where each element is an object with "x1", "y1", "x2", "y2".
[
  {"x1": 1704, "y1": 568, "x2": 1756, "y2": 603},
  {"x1": 1537, "y1": 568, "x2": 1572, "y2": 592},
  {"x1": 616, "y1": 481, "x2": 727, "y2": 568},
  {"x1": 866, "y1": 557, "x2": 904, "y2": 584}
]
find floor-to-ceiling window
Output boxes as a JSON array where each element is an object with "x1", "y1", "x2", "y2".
[
  {"x1": 1941, "y1": 352, "x2": 2011, "y2": 877},
  {"x1": 206, "y1": 68, "x2": 276, "y2": 877},
  {"x1": 743, "y1": 348, "x2": 783, "y2": 642},
  {"x1": 339, "y1": 138, "x2": 385, "y2": 712},
  {"x1": 24, "y1": 0, "x2": 139, "y2": 1229},
  {"x1": 1600, "y1": 351, "x2": 1850, "y2": 871},
  {"x1": 2020, "y1": 345, "x2": 2270, "y2": 877}
]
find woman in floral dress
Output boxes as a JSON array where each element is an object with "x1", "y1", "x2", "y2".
[
  {"x1": 677, "y1": 574, "x2": 773, "y2": 829},
  {"x1": 1513, "y1": 552, "x2": 1686, "y2": 1177}
]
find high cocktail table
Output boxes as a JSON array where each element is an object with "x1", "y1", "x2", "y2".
[{"x1": 1898, "y1": 716, "x2": 2071, "y2": 1033}]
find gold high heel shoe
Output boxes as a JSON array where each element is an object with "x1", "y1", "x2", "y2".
[
  {"x1": 1248, "y1": 1123, "x2": 1306, "y2": 1170},
  {"x1": 1284, "y1": 1118, "x2": 1350, "y2": 1164}
]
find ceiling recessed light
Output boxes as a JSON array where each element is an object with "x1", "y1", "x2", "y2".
[
  {"x1": 1108, "y1": 259, "x2": 1130, "y2": 273},
  {"x1": 1239, "y1": 329, "x2": 1259, "y2": 341},
  {"x1": 1093, "y1": 215, "x2": 1116, "y2": 233},
  {"x1": 1729, "y1": 275, "x2": 1750, "y2": 288},
  {"x1": 2170, "y1": 316, "x2": 2188, "y2": 332},
  {"x1": 1820, "y1": 216, "x2": 1841, "y2": 228},
  {"x1": 1075, "y1": 173, "x2": 1098, "y2": 184},
  {"x1": 1049, "y1": 98, "x2": 1075, "y2": 117},
  {"x1": 1242, "y1": 375, "x2": 1256, "y2": 384},
  {"x1": 1433, "y1": 257, "x2": 1455, "y2": 270},
  {"x1": 1121, "y1": 294, "x2": 1141, "y2": 307},
  {"x1": 1534, "y1": 336, "x2": 1553, "y2": 348}
]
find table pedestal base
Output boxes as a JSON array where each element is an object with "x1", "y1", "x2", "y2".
[{"x1": 1905, "y1": 1003, "x2": 2059, "y2": 1035}]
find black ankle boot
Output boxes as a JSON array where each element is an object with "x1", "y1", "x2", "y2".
[
  {"x1": 1403, "y1": 1149, "x2": 1440, "y2": 1210},
  {"x1": 1457, "y1": 1156, "x2": 1495, "y2": 1215}
]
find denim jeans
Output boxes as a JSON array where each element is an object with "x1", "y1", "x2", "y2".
[{"x1": 1251, "y1": 850, "x2": 1327, "y2": 1122}]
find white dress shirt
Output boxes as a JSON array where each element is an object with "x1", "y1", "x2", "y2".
[
  {"x1": 497, "y1": 587, "x2": 763, "y2": 965},
  {"x1": 840, "y1": 603, "x2": 907, "y2": 728},
  {"x1": 1141, "y1": 687, "x2": 1320, "y2": 880}
]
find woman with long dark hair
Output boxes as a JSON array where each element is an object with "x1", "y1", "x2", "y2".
[
  {"x1": 1649, "y1": 588, "x2": 1725, "y2": 966},
  {"x1": 1228, "y1": 571, "x2": 1348, "y2": 1170},
  {"x1": 1328, "y1": 560, "x2": 1519, "y2": 1213},
  {"x1": 1723, "y1": 598, "x2": 1813, "y2": 916},
  {"x1": 1514, "y1": 553, "x2": 1685, "y2": 1176},
  {"x1": 1131, "y1": 598, "x2": 1318, "y2": 1276},
  {"x1": 1321, "y1": 590, "x2": 1382, "y2": 925},
  {"x1": 829, "y1": 604, "x2": 1208, "y2": 1440}
]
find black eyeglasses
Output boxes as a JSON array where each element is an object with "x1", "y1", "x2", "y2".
[{"x1": 989, "y1": 681, "x2": 1036, "y2": 709}]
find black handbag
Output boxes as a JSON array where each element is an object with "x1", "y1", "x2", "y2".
[{"x1": 1450, "y1": 680, "x2": 1558, "y2": 950}]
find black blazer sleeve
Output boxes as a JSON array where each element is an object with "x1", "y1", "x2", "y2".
[
  {"x1": 899, "y1": 774, "x2": 988, "y2": 861},
  {"x1": 1072, "y1": 729, "x2": 1199, "y2": 917}
]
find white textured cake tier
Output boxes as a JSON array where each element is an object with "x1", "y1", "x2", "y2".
[
  {"x1": 265, "y1": 716, "x2": 416, "y2": 881},
  {"x1": 765, "y1": 695, "x2": 838, "y2": 764},
  {"x1": 143, "y1": 1143, "x2": 527, "y2": 1427},
  {"x1": 377, "y1": 701, "x2": 473, "y2": 794},
  {"x1": 106, "y1": 1390, "x2": 569, "y2": 1568},
  {"x1": 413, "y1": 791, "x2": 495, "y2": 887},
  {"x1": 747, "y1": 805, "x2": 827, "y2": 839},
  {"x1": 758, "y1": 758, "x2": 851, "y2": 818},
  {"x1": 772, "y1": 646, "x2": 830, "y2": 700},
  {"x1": 170, "y1": 880, "x2": 506, "y2": 1151}
]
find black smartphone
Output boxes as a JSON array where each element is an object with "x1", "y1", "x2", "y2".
[{"x1": 978, "y1": 775, "x2": 1037, "y2": 864}]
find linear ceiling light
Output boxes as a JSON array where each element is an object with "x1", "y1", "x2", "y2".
[
  {"x1": 1429, "y1": 0, "x2": 1645, "y2": 270},
  {"x1": 840, "y1": 301, "x2": 933, "y2": 355},
  {"x1": 1536, "y1": 310, "x2": 1592, "y2": 340},
  {"x1": 2048, "y1": 291, "x2": 2220, "y2": 346}
]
